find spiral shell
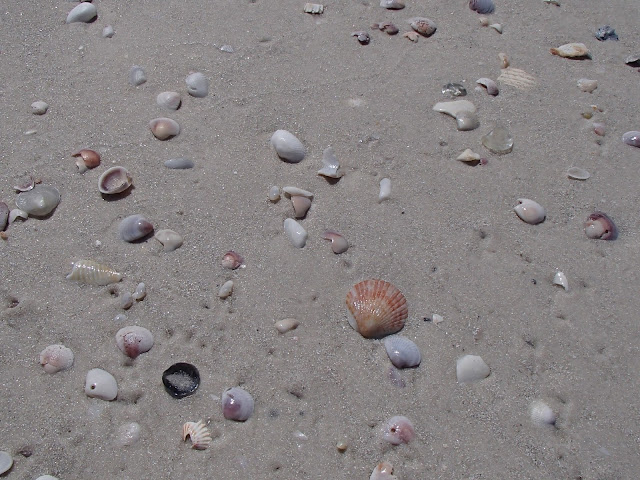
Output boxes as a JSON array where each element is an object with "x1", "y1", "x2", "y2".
[
  {"x1": 67, "y1": 260, "x2": 122, "y2": 286},
  {"x1": 345, "y1": 279, "x2": 408, "y2": 339},
  {"x1": 381, "y1": 415, "x2": 415, "y2": 445},
  {"x1": 182, "y1": 420, "x2": 212, "y2": 450},
  {"x1": 221, "y1": 387, "x2": 254, "y2": 421},
  {"x1": 383, "y1": 335, "x2": 421, "y2": 368}
]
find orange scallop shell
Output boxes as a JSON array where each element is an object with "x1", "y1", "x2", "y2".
[{"x1": 345, "y1": 279, "x2": 408, "y2": 339}]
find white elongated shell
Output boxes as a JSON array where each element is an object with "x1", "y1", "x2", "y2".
[
  {"x1": 157, "y1": 91, "x2": 181, "y2": 110},
  {"x1": 183, "y1": 420, "x2": 212, "y2": 450},
  {"x1": 115, "y1": 326, "x2": 154, "y2": 358},
  {"x1": 115, "y1": 422, "x2": 141, "y2": 447},
  {"x1": 381, "y1": 415, "x2": 415, "y2": 444},
  {"x1": 221, "y1": 387, "x2": 254, "y2": 421},
  {"x1": 383, "y1": 335, "x2": 421, "y2": 368},
  {"x1": 456, "y1": 354, "x2": 490, "y2": 383},
  {"x1": 271, "y1": 130, "x2": 306, "y2": 163},
  {"x1": 275, "y1": 318, "x2": 299, "y2": 333},
  {"x1": 370, "y1": 461, "x2": 397, "y2": 480},
  {"x1": 530, "y1": 400, "x2": 557, "y2": 426},
  {"x1": 553, "y1": 271, "x2": 568, "y2": 291},
  {"x1": 119, "y1": 214, "x2": 154, "y2": 242},
  {"x1": 154, "y1": 229, "x2": 183, "y2": 251},
  {"x1": 133, "y1": 282, "x2": 146, "y2": 301},
  {"x1": 85, "y1": 368, "x2": 118, "y2": 400},
  {"x1": 186, "y1": 72, "x2": 209, "y2": 97},
  {"x1": 218, "y1": 280, "x2": 234, "y2": 298},
  {"x1": 432, "y1": 99, "x2": 477, "y2": 118},
  {"x1": 379, "y1": 178, "x2": 391, "y2": 202},
  {"x1": 284, "y1": 218, "x2": 307, "y2": 248},
  {"x1": 318, "y1": 147, "x2": 344, "y2": 178},
  {"x1": 550, "y1": 43, "x2": 590, "y2": 58},
  {"x1": 66, "y1": 2, "x2": 97, "y2": 23},
  {"x1": 0, "y1": 451, "x2": 12, "y2": 476},
  {"x1": 514, "y1": 198, "x2": 546, "y2": 224},
  {"x1": 67, "y1": 260, "x2": 122, "y2": 285},
  {"x1": 39, "y1": 344, "x2": 74, "y2": 373}
]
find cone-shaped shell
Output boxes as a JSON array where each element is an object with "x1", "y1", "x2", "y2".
[{"x1": 345, "y1": 279, "x2": 408, "y2": 339}]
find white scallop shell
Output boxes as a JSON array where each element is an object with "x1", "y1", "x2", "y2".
[
  {"x1": 284, "y1": 218, "x2": 307, "y2": 248},
  {"x1": 185, "y1": 72, "x2": 209, "y2": 97},
  {"x1": 530, "y1": 400, "x2": 557, "y2": 426},
  {"x1": 183, "y1": 420, "x2": 212, "y2": 450},
  {"x1": 383, "y1": 335, "x2": 421, "y2": 368},
  {"x1": 0, "y1": 451, "x2": 13, "y2": 475},
  {"x1": 66, "y1": 2, "x2": 97, "y2": 23},
  {"x1": 456, "y1": 354, "x2": 490, "y2": 383},
  {"x1": 85, "y1": 368, "x2": 118, "y2": 400},
  {"x1": 115, "y1": 326, "x2": 154, "y2": 358},
  {"x1": 67, "y1": 260, "x2": 122, "y2": 286},
  {"x1": 39, "y1": 344, "x2": 74, "y2": 373},
  {"x1": 514, "y1": 198, "x2": 545, "y2": 225},
  {"x1": 221, "y1": 387, "x2": 254, "y2": 421},
  {"x1": 271, "y1": 130, "x2": 306, "y2": 163}
]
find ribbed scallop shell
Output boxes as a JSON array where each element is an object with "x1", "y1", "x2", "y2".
[
  {"x1": 66, "y1": 260, "x2": 122, "y2": 286},
  {"x1": 383, "y1": 335, "x2": 421, "y2": 368},
  {"x1": 346, "y1": 279, "x2": 408, "y2": 339},
  {"x1": 182, "y1": 420, "x2": 212, "y2": 450}
]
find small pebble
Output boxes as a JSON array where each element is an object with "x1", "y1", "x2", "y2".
[
  {"x1": 275, "y1": 318, "x2": 299, "y2": 333},
  {"x1": 268, "y1": 186, "x2": 281, "y2": 202},
  {"x1": 218, "y1": 280, "x2": 234, "y2": 298},
  {"x1": 336, "y1": 440, "x2": 348, "y2": 452},
  {"x1": 220, "y1": 45, "x2": 234, "y2": 53},
  {"x1": 31, "y1": 101, "x2": 49, "y2": 115},
  {"x1": 102, "y1": 25, "x2": 115, "y2": 38},
  {"x1": 120, "y1": 292, "x2": 133, "y2": 310},
  {"x1": 114, "y1": 313, "x2": 128, "y2": 322},
  {"x1": 595, "y1": 25, "x2": 618, "y2": 41},
  {"x1": 442, "y1": 83, "x2": 466, "y2": 97},
  {"x1": 129, "y1": 65, "x2": 147, "y2": 86},
  {"x1": 133, "y1": 282, "x2": 146, "y2": 301}
]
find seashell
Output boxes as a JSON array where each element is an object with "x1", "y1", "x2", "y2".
[
  {"x1": 133, "y1": 282, "x2": 146, "y2": 301},
  {"x1": 370, "y1": 461, "x2": 397, "y2": 480},
  {"x1": 622, "y1": 131, "x2": 640, "y2": 147},
  {"x1": 530, "y1": 400, "x2": 557, "y2": 426},
  {"x1": 625, "y1": 55, "x2": 640, "y2": 67},
  {"x1": 154, "y1": 229, "x2": 183, "y2": 251},
  {"x1": 498, "y1": 52, "x2": 509, "y2": 68},
  {"x1": 303, "y1": 3, "x2": 324, "y2": 14},
  {"x1": 514, "y1": 199, "x2": 546, "y2": 225},
  {"x1": 457, "y1": 148, "x2": 481, "y2": 163},
  {"x1": 220, "y1": 45, "x2": 233, "y2": 53},
  {"x1": 381, "y1": 415, "x2": 415, "y2": 445},
  {"x1": 284, "y1": 218, "x2": 308, "y2": 248},
  {"x1": 9, "y1": 208, "x2": 28, "y2": 224},
  {"x1": 380, "y1": 0, "x2": 404, "y2": 9},
  {"x1": 157, "y1": 91, "x2": 181, "y2": 110},
  {"x1": 162, "y1": 362, "x2": 200, "y2": 398},
  {"x1": 119, "y1": 214, "x2": 154, "y2": 242},
  {"x1": 0, "y1": 451, "x2": 12, "y2": 476},
  {"x1": 442, "y1": 83, "x2": 466, "y2": 97},
  {"x1": 455, "y1": 111, "x2": 480, "y2": 131},
  {"x1": 102, "y1": 25, "x2": 115, "y2": 38},
  {"x1": 379, "y1": 178, "x2": 391, "y2": 202},
  {"x1": 271, "y1": 130, "x2": 306, "y2": 163},
  {"x1": 128, "y1": 65, "x2": 146, "y2": 86},
  {"x1": 185, "y1": 72, "x2": 209, "y2": 97},
  {"x1": 115, "y1": 326, "x2": 154, "y2": 359},
  {"x1": 567, "y1": 166, "x2": 590, "y2": 180},
  {"x1": 72, "y1": 149, "x2": 101, "y2": 173},
  {"x1": 375, "y1": 22, "x2": 399, "y2": 35},
  {"x1": 39, "y1": 344, "x2": 74, "y2": 373},
  {"x1": 13, "y1": 175, "x2": 33, "y2": 192},
  {"x1": 345, "y1": 279, "x2": 408, "y2": 339},
  {"x1": 456, "y1": 354, "x2": 490, "y2": 383},
  {"x1": 35, "y1": 477, "x2": 59, "y2": 480},
  {"x1": 553, "y1": 271, "x2": 568, "y2": 291},
  {"x1": 352, "y1": 31, "x2": 370, "y2": 45},
  {"x1": 469, "y1": 0, "x2": 494, "y2": 14},
  {"x1": 476, "y1": 78, "x2": 499, "y2": 96},
  {"x1": 31, "y1": 100, "x2": 49, "y2": 115},
  {"x1": 497, "y1": 67, "x2": 537, "y2": 90},
  {"x1": 577, "y1": 78, "x2": 597, "y2": 93},
  {"x1": 482, "y1": 126, "x2": 513, "y2": 154},
  {"x1": 543, "y1": 0, "x2": 560, "y2": 4},
  {"x1": 275, "y1": 318, "x2": 299, "y2": 333},
  {"x1": 290, "y1": 195, "x2": 311, "y2": 218},
  {"x1": 120, "y1": 292, "x2": 133, "y2": 309},
  {"x1": 98, "y1": 166, "x2": 132, "y2": 195},
  {"x1": 594, "y1": 25, "x2": 617, "y2": 42},
  {"x1": 489, "y1": 23, "x2": 502, "y2": 33},
  {"x1": 318, "y1": 147, "x2": 344, "y2": 179},
  {"x1": 322, "y1": 230, "x2": 349, "y2": 254},
  {"x1": 149, "y1": 117, "x2": 180, "y2": 140},
  {"x1": 432, "y1": 313, "x2": 444, "y2": 324},
  {"x1": 268, "y1": 186, "x2": 281, "y2": 202},
  {"x1": 115, "y1": 422, "x2": 141, "y2": 447},
  {"x1": 221, "y1": 386, "x2": 254, "y2": 421},
  {"x1": 584, "y1": 212, "x2": 617, "y2": 240},
  {"x1": 593, "y1": 122, "x2": 606, "y2": 136},
  {"x1": 15, "y1": 185, "x2": 61, "y2": 217},
  {"x1": 67, "y1": 259, "x2": 122, "y2": 286},
  {"x1": 336, "y1": 440, "x2": 348, "y2": 452},
  {"x1": 402, "y1": 31, "x2": 419, "y2": 42},
  {"x1": 219, "y1": 280, "x2": 234, "y2": 298},
  {"x1": 550, "y1": 43, "x2": 590, "y2": 58},
  {"x1": 85, "y1": 368, "x2": 118, "y2": 400},
  {"x1": 0, "y1": 201, "x2": 8, "y2": 231},
  {"x1": 432, "y1": 99, "x2": 476, "y2": 118},
  {"x1": 183, "y1": 420, "x2": 212, "y2": 450},
  {"x1": 409, "y1": 17, "x2": 437, "y2": 37},
  {"x1": 221, "y1": 250, "x2": 244, "y2": 269},
  {"x1": 384, "y1": 335, "x2": 421, "y2": 368},
  {"x1": 164, "y1": 158, "x2": 193, "y2": 169},
  {"x1": 479, "y1": 16, "x2": 489, "y2": 27},
  {"x1": 66, "y1": 2, "x2": 97, "y2": 23},
  {"x1": 282, "y1": 186, "x2": 313, "y2": 198}
]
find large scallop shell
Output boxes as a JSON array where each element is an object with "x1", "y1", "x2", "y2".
[
  {"x1": 67, "y1": 260, "x2": 122, "y2": 286},
  {"x1": 345, "y1": 279, "x2": 408, "y2": 339}
]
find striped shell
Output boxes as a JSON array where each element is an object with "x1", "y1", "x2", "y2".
[
  {"x1": 182, "y1": 420, "x2": 212, "y2": 450},
  {"x1": 383, "y1": 335, "x2": 421, "y2": 368},
  {"x1": 66, "y1": 260, "x2": 122, "y2": 286},
  {"x1": 346, "y1": 279, "x2": 408, "y2": 339}
]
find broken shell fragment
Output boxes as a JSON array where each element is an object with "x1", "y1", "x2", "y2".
[
  {"x1": 584, "y1": 212, "x2": 617, "y2": 240},
  {"x1": 115, "y1": 326, "x2": 154, "y2": 359},
  {"x1": 15, "y1": 185, "x2": 61, "y2": 217},
  {"x1": 476, "y1": 78, "x2": 499, "y2": 96},
  {"x1": 379, "y1": 178, "x2": 391, "y2": 202},
  {"x1": 149, "y1": 117, "x2": 180, "y2": 140},
  {"x1": 577, "y1": 78, "x2": 598, "y2": 93},
  {"x1": 622, "y1": 131, "x2": 640, "y2": 147},
  {"x1": 39, "y1": 344, "x2": 74, "y2": 373},
  {"x1": 514, "y1": 199, "x2": 546, "y2": 225},
  {"x1": 382, "y1": 415, "x2": 415, "y2": 445},
  {"x1": 9, "y1": 208, "x2": 28, "y2": 224},
  {"x1": 322, "y1": 230, "x2": 349, "y2": 254},
  {"x1": 380, "y1": 0, "x2": 404, "y2": 9},
  {"x1": 345, "y1": 279, "x2": 408, "y2": 339},
  {"x1": 409, "y1": 17, "x2": 437, "y2": 37},
  {"x1": 221, "y1": 387, "x2": 254, "y2": 421},
  {"x1": 72, "y1": 149, "x2": 101, "y2": 173},
  {"x1": 67, "y1": 260, "x2": 122, "y2": 286},
  {"x1": 218, "y1": 280, "x2": 234, "y2": 298},
  {"x1": 162, "y1": 363, "x2": 200, "y2": 398},
  {"x1": 183, "y1": 421, "x2": 212, "y2": 450},
  {"x1": 128, "y1": 65, "x2": 146, "y2": 86},
  {"x1": 567, "y1": 167, "x2": 590, "y2": 180},
  {"x1": 456, "y1": 148, "x2": 482, "y2": 163},
  {"x1": 455, "y1": 111, "x2": 480, "y2": 131},
  {"x1": 402, "y1": 31, "x2": 419, "y2": 42},
  {"x1": 156, "y1": 91, "x2": 181, "y2": 110},
  {"x1": 469, "y1": 0, "x2": 494, "y2": 14},
  {"x1": 489, "y1": 23, "x2": 502, "y2": 34},
  {"x1": 119, "y1": 214, "x2": 154, "y2": 242},
  {"x1": 154, "y1": 229, "x2": 183, "y2": 251},
  {"x1": 31, "y1": 101, "x2": 49, "y2": 115},
  {"x1": 498, "y1": 52, "x2": 509, "y2": 68},
  {"x1": 284, "y1": 218, "x2": 308, "y2": 248},
  {"x1": 185, "y1": 72, "x2": 209, "y2": 97},
  {"x1": 98, "y1": 166, "x2": 132, "y2": 195},
  {"x1": 66, "y1": 2, "x2": 97, "y2": 23},
  {"x1": 85, "y1": 368, "x2": 118, "y2": 400},
  {"x1": 318, "y1": 147, "x2": 344, "y2": 179},
  {"x1": 352, "y1": 31, "x2": 370, "y2": 44},
  {"x1": 303, "y1": 3, "x2": 324, "y2": 13},
  {"x1": 553, "y1": 271, "x2": 568, "y2": 291},
  {"x1": 13, "y1": 175, "x2": 34, "y2": 192},
  {"x1": 290, "y1": 195, "x2": 312, "y2": 218},
  {"x1": 497, "y1": 67, "x2": 537, "y2": 90},
  {"x1": 275, "y1": 318, "x2": 299, "y2": 333},
  {"x1": 456, "y1": 354, "x2": 490, "y2": 383},
  {"x1": 374, "y1": 22, "x2": 399, "y2": 35},
  {"x1": 102, "y1": 25, "x2": 115, "y2": 38},
  {"x1": 433, "y1": 99, "x2": 476, "y2": 118},
  {"x1": 530, "y1": 400, "x2": 557, "y2": 426},
  {"x1": 384, "y1": 335, "x2": 421, "y2": 369},
  {"x1": 221, "y1": 250, "x2": 244, "y2": 269},
  {"x1": 481, "y1": 126, "x2": 513, "y2": 154},
  {"x1": 271, "y1": 130, "x2": 306, "y2": 163},
  {"x1": 370, "y1": 461, "x2": 397, "y2": 480},
  {"x1": 0, "y1": 451, "x2": 12, "y2": 476},
  {"x1": 550, "y1": 43, "x2": 590, "y2": 58}
]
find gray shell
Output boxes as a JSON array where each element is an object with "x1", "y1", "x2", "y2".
[
  {"x1": 383, "y1": 335, "x2": 421, "y2": 368},
  {"x1": 15, "y1": 185, "x2": 61, "y2": 217}
]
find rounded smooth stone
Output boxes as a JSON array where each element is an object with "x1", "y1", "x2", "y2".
[
  {"x1": 622, "y1": 131, "x2": 640, "y2": 147},
  {"x1": 0, "y1": 451, "x2": 13, "y2": 475},
  {"x1": 15, "y1": 185, "x2": 61, "y2": 217},
  {"x1": 482, "y1": 126, "x2": 513, "y2": 154},
  {"x1": 164, "y1": 158, "x2": 194, "y2": 169}
]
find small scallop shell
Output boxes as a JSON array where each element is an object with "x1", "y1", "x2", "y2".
[
  {"x1": 622, "y1": 131, "x2": 640, "y2": 147},
  {"x1": 379, "y1": 178, "x2": 391, "y2": 202},
  {"x1": 456, "y1": 354, "x2": 490, "y2": 383},
  {"x1": 119, "y1": 214, "x2": 154, "y2": 242},
  {"x1": 370, "y1": 461, "x2": 397, "y2": 480},
  {"x1": 284, "y1": 218, "x2": 308, "y2": 248},
  {"x1": 567, "y1": 167, "x2": 590, "y2": 180},
  {"x1": 550, "y1": 43, "x2": 590, "y2": 58},
  {"x1": 409, "y1": 17, "x2": 437, "y2": 37},
  {"x1": 476, "y1": 78, "x2": 499, "y2": 96},
  {"x1": 72, "y1": 149, "x2": 101, "y2": 173},
  {"x1": 584, "y1": 211, "x2": 617, "y2": 240},
  {"x1": 157, "y1": 91, "x2": 182, "y2": 110},
  {"x1": 271, "y1": 130, "x2": 306, "y2": 163},
  {"x1": 154, "y1": 229, "x2": 183, "y2": 251},
  {"x1": 221, "y1": 387, "x2": 254, "y2": 421},
  {"x1": 66, "y1": 2, "x2": 97, "y2": 23},
  {"x1": 322, "y1": 230, "x2": 349, "y2": 254},
  {"x1": 67, "y1": 260, "x2": 122, "y2": 286},
  {"x1": 183, "y1": 421, "x2": 212, "y2": 450},
  {"x1": 383, "y1": 335, "x2": 421, "y2": 369},
  {"x1": 381, "y1": 415, "x2": 415, "y2": 445},
  {"x1": 115, "y1": 326, "x2": 154, "y2": 358},
  {"x1": 98, "y1": 166, "x2": 132, "y2": 195},
  {"x1": 39, "y1": 344, "x2": 74, "y2": 373},
  {"x1": 149, "y1": 117, "x2": 180, "y2": 140},
  {"x1": 345, "y1": 279, "x2": 408, "y2": 339},
  {"x1": 85, "y1": 368, "x2": 118, "y2": 401},
  {"x1": 497, "y1": 67, "x2": 538, "y2": 90},
  {"x1": 514, "y1": 199, "x2": 546, "y2": 224},
  {"x1": 15, "y1": 185, "x2": 61, "y2": 217},
  {"x1": 469, "y1": 0, "x2": 494, "y2": 14},
  {"x1": 128, "y1": 65, "x2": 147, "y2": 86},
  {"x1": 221, "y1": 250, "x2": 244, "y2": 269},
  {"x1": 530, "y1": 400, "x2": 557, "y2": 426},
  {"x1": 185, "y1": 72, "x2": 209, "y2": 97}
]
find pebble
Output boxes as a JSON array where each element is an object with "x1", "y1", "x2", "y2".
[
  {"x1": 275, "y1": 318, "x2": 299, "y2": 333},
  {"x1": 622, "y1": 131, "x2": 640, "y2": 147},
  {"x1": 481, "y1": 126, "x2": 513, "y2": 154},
  {"x1": 455, "y1": 111, "x2": 480, "y2": 131},
  {"x1": 128, "y1": 66, "x2": 147, "y2": 86},
  {"x1": 164, "y1": 158, "x2": 194, "y2": 169},
  {"x1": 120, "y1": 292, "x2": 134, "y2": 310},
  {"x1": 133, "y1": 282, "x2": 147, "y2": 301},
  {"x1": 577, "y1": 78, "x2": 597, "y2": 93},
  {"x1": 218, "y1": 280, "x2": 234, "y2": 298},
  {"x1": 185, "y1": 72, "x2": 209, "y2": 97},
  {"x1": 378, "y1": 178, "x2": 391, "y2": 202},
  {"x1": 220, "y1": 45, "x2": 234, "y2": 53},
  {"x1": 102, "y1": 25, "x2": 115, "y2": 38},
  {"x1": 268, "y1": 186, "x2": 281, "y2": 202},
  {"x1": 566, "y1": 166, "x2": 590, "y2": 180},
  {"x1": 433, "y1": 99, "x2": 476, "y2": 118},
  {"x1": 283, "y1": 218, "x2": 307, "y2": 248},
  {"x1": 154, "y1": 229, "x2": 183, "y2": 251},
  {"x1": 31, "y1": 101, "x2": 49, "y2": 115},
  {"x1": 66, "y1": 2, "x2": 97, "y2": 23},
  {"x1": 595, "y1": 25, "x2": 618, "y2": 41}
]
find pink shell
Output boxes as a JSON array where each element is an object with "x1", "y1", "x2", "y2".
[
  {"x1": 381, "y1": 415, "x2": 415, "y2": 445},
  {"x1": 115, "y1": 326, "x2": 154, "y2": 358},
  {"x1": 221, "y1": 387, "x2": 254, "y2": 421},
  {"x1": 221, "y1": 250, "x2": 244, "y2": 269},
  {"x1": 584, "y1": 212, "x2": 617, "y2": 240}
]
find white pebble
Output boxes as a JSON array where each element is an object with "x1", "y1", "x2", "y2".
[
  {"x1": 284, "y1": 218, "x2": 307, "y2": 248},
  {"x1": 218, "y1": 280, "x2": 234, "y2": 298},
  {"x1": 275, "y1": 318, "x2": 299, "y2": 333},
  {"x1": 31, "y1": 101, "x2": 49, "y2": 115},
  {"x1": 102, "y1": 25, "x2": 115, "y2": 38},
  {"x1": 268, "y1": 186, "x2": 281, "y2": 202},
  {"x1": 553, "y1": 271, "x2": 568, "y2": 291},
  {"x1": 378, "y1": 178, "x2": 391, "y2": 202}
]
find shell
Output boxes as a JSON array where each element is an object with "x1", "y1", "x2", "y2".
[
  {"x1": 128, "y1": 65, "x2": 146, "y2": 86},
  {"x1": 72, "y1": 149, "x2": 101, "y2": 173},
  {"x1": 456, "y1": 354, "x2": 490, "y2": 383},
  {"x1": 402, "y1": 31, "x2": 419, "y2": 42},
  {"x1": 9, "y1": 208, "x2": 28, "y2": 224},
  {"x1": 457, "y1": 148, "x2": 481, "y2": 163},
  {"x1": 455, "y1": 111, "x2": 480, "y2": 131},
  {"x1": 115, "y1": 326, "x2": 154, "y2": 358},
  {"x1": 497, "y1": 67, "x2": 538, "y2": 90},
  {"x1": 383, "y1": 335, "x2": 421, "y2": 368},
  {"x1": 115, "y1": 422, "x2": 141, "y2": 447},
  {"x1": 409, "y1": 17, "x2": 437, "y2": 37},
  {"x1": 0, "y1": 451, "x2": 13, "y2": 476},
  {"x1": 0, "y1": 202, "x2": 9, "y2": 231},
  {"x1": 39, "y1": 344, "x2": 74, "y2": 373},
  {"x1": 476, "y1": 78, "x2": 499, "y2": 96},
  {"x1": 149, "y1": 117, "x2": 180, "y2": 140},
  {"x1": 553, "y1": 271, "x2": 568, "y2": 291},
  {"x1": 318, "y1": 147, "x2": 344, "y2": 179},
  {"x1": 271, "y1": 130, "x2": 306, "y2": 163},
  {"x1": 219, "y1": 280, "x2": 234, "y2": 298},
  {"x1": 133, "y1": 282, "x2": 146, "y2": 301},
  {"x1": 290, "y1": 195, "x2": 312, "y2": 218},
  {"x1": 469, "y1": 0, "x2": 494, "y2": 14},
  {"x1": 432, "y1": 99, "x2": 476, "y2": 118},
  {"x1": 67, "y1": 259, "x2": 122, "y2": 286},
  {"x1": 162, "y1": 363, "x2": 200, "y2": 398},
  {"x1": 530, "y1": 400, "x2": 557, "y2": 426},
  {"x1": 282, "y1": 186, "x2": 313, "y2": 198},
  {"x1": 380, "y1": 0, "x2": 404, "y2": 9},
  {"x1": 482, "y1": 126, "x2": 513, "y2": 154},
  {"x1": 66, "y1": 2, "x2": 97, "y2": 23},
  {"x1": 15, "y1": 185, "x2": 61, "y2": 217},
  {"x1": 102, "y1": 25, "x2": 115, "y2": 38},
  {"x1": 275, "y1": 318, "x2": 299, "y2": 333},
  {"x1": 577, "y1": 78, "x2": 597, "y2": 93},
  {"x1": 13, "y1": 175, "x2": 34, "y2": 192},
  {"x1": 567, "y1": 167, "x2": 590, "y2": 180},
  {"x1": 593, "y1": 122, "x2": 606, "y2": 136},
  {"x1": 183, "y1": 421, "x2": 212, "y2": 450},
  {"x1": 584, "y1": 212, "x2": 617, "y2": 240},
  {"x1": 379, "y1": 178, "x2": 391, "y2": 202},
  {"x1": 489, "y1": 23, "x2": 502, "y2": 33},
  {"x1": 185, "y1": 72, "x2": 209, "y2": 97},
  {"x1": 381, "y1": 415, "x2": 415, "y2": 445},
  {"x1": 375, "y1": 22, "x2": 399, "y2": 35},
  {"x1": 622, "y1": 131, "x2": 640, "y2": 147},
  {"x1": 322, "y1": 230, "x2": 348, "y2": 254},
  {"x1": 154, "y1": 229, "x2": 183, "y2": 251},
  {"x1": 268, "y1": 186, "x2": 281, "y2": 202},
  {"x1": 221, "y1": 250, "x2": 244, "y2": 269},
  {"x1": 157, "y1": 91, "x2": 181, "y2": 110},
  {"x1": 303, "y1": 3, "x2": 324, "y2": 14},
  {"x1": 498, "y1": 52, "x2": 509, "y2": 68},
  {"x1": 119, "y1": 214, "x2": 153, "y2": 242},
  {"x1": 31, "y1": 101, "x2": 49, "y2": 115},
  {"x1": 345, "y1": 279, "x2": 408, "y2": 339},
  {"x1": 284, "y1": 218, "x2": 308, "y2": 248},
  {"x1": 164, "y1": 158, "x2": 193, "y2": 169},
  {"x1": 120, "y1": 292, "x2": 133, "y2": 310},
  {"x1": 550, "y1": 43, "x2": 590, "y2": 58},
  {"x1": 514, "y1": 199, "x2": 546, "y2": 225},
  {"x1": 221, "y1": 386, "x2": 254, "y2": 421},
  {"x1": 370, "y1": 461, "x2": 397, "y2": 480},
  {"x1": 98, "y1": 166, "x2": 132, "y2": 195},
  {"x1": 85, "y1": 368, "x2": 118, "y2": 400}
]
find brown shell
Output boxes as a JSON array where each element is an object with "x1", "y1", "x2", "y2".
[{"x1": 345, "y1": 279, "x2": 408, "y2": 339}]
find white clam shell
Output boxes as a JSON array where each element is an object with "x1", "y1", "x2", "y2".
[
  {"x1": 271, "y1": 130, "x2": 306, "y2": 163},
  {"x1": 530, "y1": 400, "x2": 557, "y2": 426},
  {"x1": 119, "y1": 214, "x2": 154, "y2": 242},
  {"x1": 66, "y1": 2, "x2": 97, "y2": 23},
  {"x1": 0, "y1": 451, "x2": 12, "y2": 476},
  {"x1": 218, "y1": 280, "x2": 234, "y2": 298},
  {"x1": 221, "y1": 387, "x2": 254, "y2": 421},
  {"x1": 132, "y1": 282, "x2": 147, "y2": 301},
  {"x1": 39, "y1": 344, "x2": 74, "y2": 373},
  {"x1": 432, "y1": 99, "x2": 476, "y2": 118},
  {"x1": 149, "y1": 117, "x2": 180, "y2": 140},
  {"x1": 128, "y1": 65, "x2": 147, "y2": 86},
  {"x1": 154, "y1": 229, "x2": 184, "y2": 252},
  {"x1": 31, "y1": 101, "x2": 49, "y2": 115},
  {"x1": 185, "y1": 72, "x2": 209, "y2": 97},
  {"x1": 456, "y1": 354, "x2": 490, "y2": 383},
  {"x1": 378, "y1": 178, "x2": 391, "y2": 202},
  {"x1": 383, "y1": 335, "x2": 421, "y2": 368},
  {"x1": 553, "y1": 271, "x2": 568, "y2": 291},
  {"x1": 514, "y1": 198, "x2": 546, "y2": 225},
  {"x1": 115, "y1": 326, "x2": 154, "y2": 358},
  {"x1": 157, "y1": 91, "x2": 181, "y2": 110},
  {"x1": 85, "y1": 368, "x2": 118, "y2": 400},
  {"x1": 284, "y1": 218, "x2": 307, "y2": 248}
]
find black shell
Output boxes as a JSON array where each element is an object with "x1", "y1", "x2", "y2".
[{"x1": 162, "y1": 362, "x2": 200, "y2": 398}]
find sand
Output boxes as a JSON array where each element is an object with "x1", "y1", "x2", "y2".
[{"x1": 1, "y1": 0, "x2": 640, "y2": 478}]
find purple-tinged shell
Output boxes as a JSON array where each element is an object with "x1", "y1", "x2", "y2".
[
  {"x1": 584, "y1": 212, "x2": 617, "y2": 240},
  {"x1": 115, "y1": 326, "x2": 154, "y2": 359},
  {"x1": 622, "y1": 131, "x2": 640, "y2": 147},
  {"x1": 119, "y1": 214, "x2": 154, "y2": 242},
  {"x1": 381, "y1": 415, "x2": 415, "y2": 445},
  {"x1": 221, "y1": 387, "x2": 254, "y2": 421},
  {"x1": 383, "y1": 335, "x2": 421, "y2": 368},
  {"x1": 469, "y1": 0, "x2": 494, "y2": 14},
  {"x1": 221, "y1": 250, "x2": 244, "y2": 269}
]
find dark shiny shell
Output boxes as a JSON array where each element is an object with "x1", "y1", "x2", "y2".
[{"x1": 162, "y1": 363, "x2": 200, "y2": 398}]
